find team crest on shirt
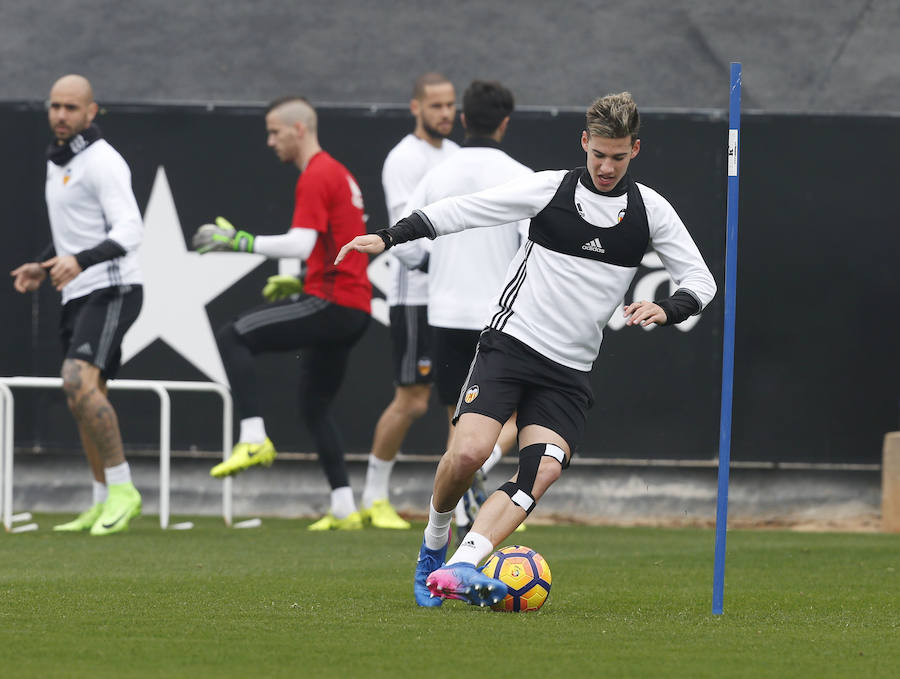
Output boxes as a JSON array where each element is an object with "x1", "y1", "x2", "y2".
[
  {"x1": 617, "y1": 208, "x2": 626, "y2": 222},
  {"x1": 464, "y1": 385, "x2": 480, "y2": 403},
  {"x1": 417, "y1": 358, "x2": 432, "y2": 376},
  {"x1": 63, "y1": 169, "x2": 72, "y2": 185}
]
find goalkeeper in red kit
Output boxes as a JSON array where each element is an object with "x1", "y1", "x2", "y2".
[{"x1": 192, "y1": 96, "x2": 372, "y2": 530}]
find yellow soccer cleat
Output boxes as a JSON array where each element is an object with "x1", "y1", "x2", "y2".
[
  {"x1": 362, "y1": 499, "x2": 411, "y2": 529},
  {"x1": 89, "y1": 482, "x2": 141, "y2": 536},
  {"x1": 53, "y1": 503, "x2": 104, "y2": 532},
  {"x1": 307, "y1": 511, "x2": 364, "y2": 531},
  {"x1": 210, "y1": 438, "x2": 277, "y2": 478}
]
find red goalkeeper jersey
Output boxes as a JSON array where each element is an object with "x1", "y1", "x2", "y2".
[{"x1": 291, "y1": 151, "x2": 372, "y2": 313}]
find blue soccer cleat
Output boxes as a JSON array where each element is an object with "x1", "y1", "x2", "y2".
[
  {"x1": 414, "y1": 538, "x2": 448, "y2": 607},
  {"x1": 425, "y1": 563, "x2": 508, "y2": 607}
]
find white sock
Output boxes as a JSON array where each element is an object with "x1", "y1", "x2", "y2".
[
  {"x1": 239, "y1": 417, "x2": 267, "y2": 444},
  {"x1": 361, "y1": 454, "x2": 394, "y2": 509},
  {"x1": 454, "y1": 498, "x2": 469, "y2": 527},
  {"x1": 331, "y1": 486, "x2": 357, "y2": 519},
  {"x1": 481, "y1": 444, "x2": 502, "y2": 475},
  {"x1": 423, "y1": 496, "x2": 453, "y2": 550},
  {"x1": 104, "y1": 462, "x2": 131, "y2": 486},
  {"x1": 447, "y1": 531, "x2": 494, "y2": 566},
  {"x1": 92, "y1": 480, "x2": 107, "y2": 505}
]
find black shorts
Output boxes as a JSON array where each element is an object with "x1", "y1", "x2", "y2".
[
  {"x1": 389, "y1": 304, "x2": 433, "y2": 386},
  {"x1": 59, "y1": 285, "x2": 143, "y2": 379},
  {"x1": 453, "y1": 329, "x2": 594, "y2": 454},
  {"x1": 432, "y1": 326, "x2": 481, "y2": 406},
  {"x1": 232, "y1": 294, "x2": 370, "y2": 352}
]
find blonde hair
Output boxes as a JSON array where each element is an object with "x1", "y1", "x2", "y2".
[{"x1": 585, "y1": 92, "x2": 640, "y2": 140}]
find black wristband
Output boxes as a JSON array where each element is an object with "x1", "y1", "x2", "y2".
[
  {"x1": 375, "y1": 229, "x2": 394, "y2": 250},
  {"x1": 74, "y1": 239, "x2": 127, "y2": 270},
  {"x1": 654, "y1": 289, "x2": 702, "y2": 326},
  {"x1": 383, "y1": 210, "x2": 437, "y2": 247}
]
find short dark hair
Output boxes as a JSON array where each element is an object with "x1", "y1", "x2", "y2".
[
  {"x1": 462, "y1": 80, "x2": 514, "y2": 137},
  {"x1": 412, "y1": 73, "x2": 452, "y2": 100}
]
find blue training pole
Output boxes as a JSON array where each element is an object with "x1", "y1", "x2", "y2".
[{"x1": 712, "y1": 62, "x2": 742, "y2": 616}]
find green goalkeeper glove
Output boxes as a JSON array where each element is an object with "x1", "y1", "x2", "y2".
[
  {"x1": 262, "y1": 274, "x2": 303, "y2": 301},
  {"x1": 192, "y1": 216, "x2": 255, "y2": 254}
]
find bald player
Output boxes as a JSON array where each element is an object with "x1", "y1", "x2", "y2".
[
  {"x1": 192, "y1": 96, "x2": 372, "y2": 530},
  {"x1": 10, "y1": 74, "x2": 144, "y2": 535}
]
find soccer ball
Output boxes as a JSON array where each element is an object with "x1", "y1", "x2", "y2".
[{"x1": 482, "y1": 545, "x2": 551, "y2": 612}]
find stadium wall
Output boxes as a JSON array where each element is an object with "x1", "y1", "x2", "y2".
[{"x1": 2, "y1": 102, "x2": 898, "y2": 466}]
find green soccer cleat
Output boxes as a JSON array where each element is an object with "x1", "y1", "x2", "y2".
[
  {"x1": 90, "y1": 482, "x2": 141, "y2": 536},
  {"x1": 307, "y1": 511, "x2": 364, "y2": 531},
  {"x1": 53, "y1": 503, "x2": 104, "y2": 532},
  {"x1": 362, "y1": 499, "x2": 411, "y2": 530},
  {"x1": 210, "y1": 438, "x2": 277, "y2": 478}
]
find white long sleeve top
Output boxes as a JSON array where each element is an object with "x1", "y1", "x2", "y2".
[
  {"x1": 381, "y1": 134, "x2": 458, "y2": 306},
  {"x1": 401, "y1": 143, "x2": 532, "y2": 330},
  {"x1": 417, "y1": 169, "x2": 717, "y2": 371},
  {"x1": 45, "y1": 139, "x2": 143, "y2": 304}
]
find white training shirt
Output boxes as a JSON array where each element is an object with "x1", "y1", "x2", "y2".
[
  {"x1": 418, "y1": 170, "x2": 717, "y2": 371},
  {"x1": 381, "y1": 134, "x2": 459, "y2": 306},
  {"x1": 400, "y1": 144, "x2": 532, "y2": 330},
  {"x1": 45, "y1": 139, "x2": 143, "y2": 304}
]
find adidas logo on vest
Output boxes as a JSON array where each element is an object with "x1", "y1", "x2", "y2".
[{"x1": 581, "y1": 238, "x2": 605, "y2": 253}]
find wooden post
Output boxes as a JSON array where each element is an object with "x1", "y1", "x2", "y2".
[{"x1": 883, "y1": 432, "x2": 900, "y2": 533}]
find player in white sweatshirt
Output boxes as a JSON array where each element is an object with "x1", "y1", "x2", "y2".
[
  {"x1": 336, "y1": 92, "x2": 717, "y2": 607},
  {"x1": 11, "y1": 75, "x2": 144, "y2": 536}
]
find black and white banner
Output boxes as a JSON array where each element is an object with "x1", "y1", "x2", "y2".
[{"x1": 2, "y1": 103, "x2": 897, "y2": 464}]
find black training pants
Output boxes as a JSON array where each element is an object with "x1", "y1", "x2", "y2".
[{"x1": 217, "y1": 294, "x2": 370, "y2": 489}]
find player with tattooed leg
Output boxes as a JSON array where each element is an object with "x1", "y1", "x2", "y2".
[{"x1": 11, "y1": 74, "x2": 144, "y2": 535}]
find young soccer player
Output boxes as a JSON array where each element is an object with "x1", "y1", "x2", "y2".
[{"x1": 336, "y1": 92, "x2": 717, "y2": 606}]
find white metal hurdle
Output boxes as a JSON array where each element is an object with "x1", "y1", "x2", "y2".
[{"x1": 0, "y1": 377, "x2": 236, "y2": 532}]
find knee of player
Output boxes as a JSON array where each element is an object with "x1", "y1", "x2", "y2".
[
  {"x1": 501, "y1": 442, "x2": 567, "y2": 511},
  {"x1": 405, "y1": 398, "x2": 430, "y2": 420},
  {"x1": 448, "y1": 442, "x2": 492, "y2": 476},
  {"x1": 60, "y1": 359, "x2": 86, "y2": 398},
  {"x1": 396, "y1": 385, "x2": 430, "y2": 419},
  {"x1": 533, "y1": 456, "x2": 563, "y2": 496}
]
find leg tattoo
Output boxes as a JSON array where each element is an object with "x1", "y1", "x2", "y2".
[{"x1": 62, "y1": 360, "x2": 126, "y2": 468}]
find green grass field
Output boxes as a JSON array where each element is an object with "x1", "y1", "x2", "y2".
[{"x1": 1, "y1": 516, "x2": 897, "y2": 678}]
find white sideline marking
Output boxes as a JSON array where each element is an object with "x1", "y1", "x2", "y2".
[{"x1": 233, "y1": 518, "x2": 262, "y2": 529}]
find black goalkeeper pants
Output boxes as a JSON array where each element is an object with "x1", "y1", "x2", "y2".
[{"x1": 217, "y1": 294, "x2": 370, "y2": 490}]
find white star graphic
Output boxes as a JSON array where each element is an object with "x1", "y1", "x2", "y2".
[
  {"x1": 366, "y1": 253, "x2": 390, "y2": 327},
  {"x1": 120, "y1": 166, "x2": 265, "y2": 384}
]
